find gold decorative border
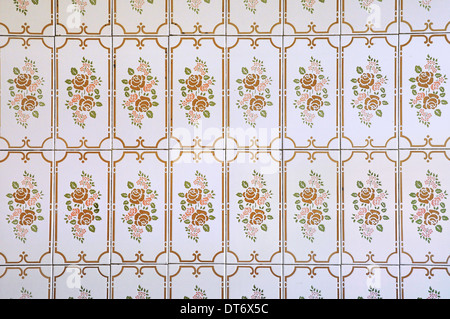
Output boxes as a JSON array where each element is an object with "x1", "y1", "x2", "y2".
[
  {"x1": 400, "y1": 0, "x2": 450, "y2": 33},
  {"x1": 0, "y1": 266, "x2": 52, "y2": 299}
]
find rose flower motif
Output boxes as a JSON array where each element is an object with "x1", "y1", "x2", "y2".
[
  {"x1": 416, "y1": 71, "x2": 434, "y2": 89},
  {"x1": 78, "y1": 209, "x2": 94, "y2": 226},
  {"x1": 424, "y1": 210, "x2": 441, "y2": 226},
  {"x1": 423, "y1": 93, "x2": 441, "y2": 110},
  {"x1": 416, "y1": 187, "x2": 434, "y2": 204},
  {"x1": 300, "y1": 74, "x2": 318, "y2": 90},
  {"x1": 243, "y1": 187, "x2": 260, "y2": 204},
  {"x1": 364, "y1": 209, "x2": 382, "y2": 226},
  {"x1": 21, "y1": 96, "x2": 38, "y2": 111},
  {"x1": 249, "y1": 96, "x2": 266, "y2": 111},
  {"x1": 128, "y1": 188, "x2": 145, "y2": 205},
  {"x1": 19, "y1": 210, "x2": 36, "y2": 226},
  {"x1": 13, "y1": 188, "x2": 31, "y2": 204},
  {"x1": 72, "y1": 74, "x2": 90, "y2": 91},
  {"x1": 300, "y1": 187, "x2": 318, "y2": 204},
  {"x1": 358, "y1": 73, "x2": 375, "y2": 89},
  {"x1": 249, "y1": 209, "x2": 266, "y2": 225},
  {"x1": 192, "y1": 96, "x2": 209, "y2": 112},
  {"x1": 307, "y1": 209, "x2": 324, "y2": 226},
  {"x1": 79, "y1": 96, "x2": 95, "y2": 112},
  {"x1": 129, "y1": 75, "x2": 146, "y2": 91},
  {"x1": 358, "y1": 187, "x2": 375, "y2": 204},
  {"x1": 71, "y1": 187, "x2": 89, "y2": 204},
  {"x1": 306, "y1": 95, "x2": 323, "y2": 111},
  {"x1": 192, "y1": 209, "x2": 209, "y2": 226},
  {"x1": 134, "y1": 210, "x2": 151, "y2": 226},
  {"x1": 14, "y1": 74, "x2": 32, "y2": 90},
  {"x1": 186, "y1": 75, "x2": 203, "y2": 91},
  {"x1": 186, "y1": 188, "x2": 202, "y2": 205},
  {"x1": 135, "y1": 96, "x2": 152, "y2": 112},
  {"x1": 364, "y1": 95, "x2": 381, "y2": 111},
  {"x1": 243, "y1": 74, "x2": 260, "y2": 90}
]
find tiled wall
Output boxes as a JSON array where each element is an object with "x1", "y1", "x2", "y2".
[{"x1": 0, "y1": 0, "x2": 449, "y2": 299}]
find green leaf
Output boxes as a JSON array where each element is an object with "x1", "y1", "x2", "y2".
[
  {"x1": 318, "y1": 224, "x2": 325, "y2": 232},
  {"x1": 415, "y1": 181, "x2": 423, "y2": 189},
  {"x1": 299, "y1": 181, "x2": 306, "y2": 189},
  {"x1": 203, "y1": 110, "x2": 210, "y2": 118},
  {"x1": 70, "y1": 182, "x2": 77, "y2": 190},
  {"x1": 299, "y1": 67, "x2": 306, "y2": 75},
  {"x1": 260, "y1": 110, "x2": 267, "y2": 118},
  {"x1": 436, "y1": 225, "x2": 442, "y2": 233},
  {"x1": 89, "y1": 111, "x2": 96, "y2": 119},
  {"x1": 415, "y1": 66, "x2": 422, "y2": 74},
  {"x1": 146, "y1": 224, "x2": 153, "y2": 232},
  {"x1": 242, "y1": 67, "x2": 248, "y2": 75},
  {"x1": 435, "y1": 109, "x2": 442, "y2": 117},
  {"x1": 71, "y1": 68, "x2": 78, "y2": 76},
  {"x1": 261, "y1": 224, "x2": 268, "y2": 231},
  {"x1": 357, "y1": 181, "x2": 364, "y2": 188},
  {"x1": 89, "y1": 0, "x2": 96, "y2": 4},
  {"x1": 242, "y1": 181, "x2": 248, "y2": 188},
  {"x1": 185, "y1": 68, "x2": 192, "y2": 75},
  {"x1": 184, "y1": 181, "x2": 191, "y2": 189},
  {"x1": 376, "y1": 224, "x2": 383, "y2": 232},
  {"x1": 356, "y1": 66, "x2": 364, "y2": 74},
  {"x1": 127, "y1": 182, "x2": 134, "y2": 189},
  {"x1": 12, "y1": 181, "x2": 19, "y2": 189},
  {"x1": 31, "y1": 225, "x2": 38, "y2": 232},
  {"x1": 203, "y1": 224, "x2": 210, "y2": 232},
  {"x1": 318, "y1": 110, "x2": 324, "y2": 118},
  {"x1": 13, "y1": 67, "x2": 20, "y2": 75},
  {"x1": 89, "y1": 225, "x2": 96, "y2": 233}
]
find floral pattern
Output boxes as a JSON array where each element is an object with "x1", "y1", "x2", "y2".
[
  {"x1": 244, "y1": 0, "x2": 267, "y2": 14},
  {"x1": 242, "y1": 285, "x2": 265, "y2": 299},
  {"x1": 6, "y1": 58, "x2": 45, "y2": 128},
  {"x1": 350, "y1": 56, "x2": 389, "y2": 127},
  {"x1": 178, "y1": 58, "x2": 216, "y2": 127},
  {"x1": 121, "y1": 58, "x2": 159, "y2": 129},
  {"x1": 409, "y1": 55, "x2": 447, "y2": 127},
  {"x1": 418, "y1": 287, "x2": 440, "y2": 299},
  {"x1": 357, "y1": 287, "x2": 382, "y2": 299},
  {"x1": 351, "y1": 171, "x2": 389, "y2": 242},
  {"x1": 184, "y1": 286, "x2": 207, "y2": 299},
  {"x1": 69, "y1": 286, "x2": 92, "y2": 299},
  {"x1": 418, "y1": 0, "x2": 432, "y2": 11},
  {"x1": 299, "y1": 286, "x2": 323, "y2": 299},
  {"x1": 178, "y1": 171, "x2": 215, "y2": 243},
  {"x1": 121, "y1": 171, "x2": 158, "y2": 243},
  {"x1": 409, "y1": 170, "x2": 448, "y2": 243},
  {"x1": 293, "y1": 171, "x2": 331, "y2": 242},
  {"x1": 13, "y1": 0, "x2": 38, "y2": 15},
  {"x1": 65, "y1": 57, "x2": 103, "y2": 128},
  {"x1": 187, "y1": 0, "x2": 210, "y2": 14},
  {"x1": 63, "y1": 171, "x2": 102, "y2": 243},
  {"x1": 294, "y1": 57, "x2": 330, "y2": 127},
  {"x1": 300, "y1": 0, "x2": 325, "y2": 14},
  {"x1": 358, "y1": 0, "x2": 382, "y2": 12},
  {"x1": 236, "y1": 170, "x2": 273, "y2": 242},
  {"x1": 236, "y1": 57, "x2": 273, "y2": 127},
  {"x1": 18, "y1": 287, "x2": 32, "y2": 299},
  {"x1": 71, "y1": 0, "x2": 97, "y2": 16},
  {"x1": 130, "y1": 0, "x2": 153, "y2": 14},
  {"x1": 5, "y1": 171, "x2": 44, "y2": 243},
  {"x1": 126, "y1": 285, "x2": 151, "y2": 299}
]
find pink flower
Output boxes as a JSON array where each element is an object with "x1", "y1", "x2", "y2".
[
  {"x1": 129, "y1": 94, "x2": 138, "y2": 103},
  {"x1": 129, "y1": 207, "x2": 138, "y2": 217},
  {"x1": 372, "y1": 197, "x2": 382, "y2": 206}
]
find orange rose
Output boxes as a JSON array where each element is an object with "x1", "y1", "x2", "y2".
[
  {"x1": 358, "y1": 73, "x2": 375, "y2": 89},
  {"x1": 78, "y1": 96, "x2": 95, "y2": 112},
  {"x1": 135, "y1": 96, "x2": 152, "y2": 112},
  {"x1": 14, "y1": 74, "x2": 32, "y2": 90},
  {"x1": 307, "y1": 209, "x2": 324, "y2": 226},
  {"x1": 243, "y1": 187, "x2": 260, "y2": 204},
  {"x1": 21, "y1": 96, "x2": 38, "y2": 111},
  {"x1": 129, "y1": 75, "x2": 146, "y2": 91},
  {"x1": 71, "y1": 188, "x2": 89, "y2": 204},
  {"x1": 416, "y1": 187, "x2": 434, "y2": 204},
  {"x1": 78, "y1": 209, "x2": 94, "y2": 226},
  {"x1": 424, "y1": 210, "x2": 441, "y2": 226},
  {"x1": 134, "y1": 210, "x2": 151, "y2": 226},
  {"x1": 13, "y1": 188, "x2": 31, "y2": 204},
  {"x1": 300, "y1": 187, "x2": 317, "y2": 204},
  {"x1": 186, "y1": 188, "x2": 202, "y2": 205},
  {"x1": 128, "y1": 188, "x2": 145, "y2": 205},
  {"x1": 249, "y1": 96, "x2": 266, "y2": 111},
  {"x1": 300, "y1": 74, "x2": 318, "y2": 90},
  {"x1": 416, "y1": 71, "x2": 434, "y2": 89},
  {"x1": 191, "y1": 210, "x2": 209, "y2": 226},
  {"x1": 192, "y1": 96, "x2": 209, "y2": 112},
  {"x1": 364, "y1": 209, "x2": 381, "y2": 226},
  {"x1": 423, "y1": 93, "x2": 441, "y2": 110},
  {"x1": 358, "y1": 187, "x2": 375, "y2": 204},
  {"x1": 243, "y1": 74, "x2": 260, "y2": 90},
  {"x1": 19, "y1": 210, "x2": 36, "y2": 226},
  {"x1": 306, "y1": 95, "x2": 323, "y2": 111},
  {"x1": 72, "y1": 74, "x2": 89, "y2": 91},
  {"x1": 249, "y1": 209, "x2": 266, "y2": 225},
  {"x1": 186, "y1": 75, "x2": 203, "y2": 91},
  {"x1": 364, "y1": 95, "x2": 381, "y2": 111}
]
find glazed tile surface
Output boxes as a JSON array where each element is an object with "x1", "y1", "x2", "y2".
[{"x1": 0, "y1": 0, "x2": 449, "y2": 299}]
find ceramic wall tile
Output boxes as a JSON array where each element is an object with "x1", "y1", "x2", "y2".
[
  {"x1": 400, "y1": 0, "x2": 450, "y2": 33},
  {"x1": 54, "y1": 151, "x2": 110, "y2": 264},
  {"x1": 401, "y1": 266, "x2": 450, "y2": 299},
  {"x1": 284, "y1": 36, "x2": 340, "y2": 149},
  {"x1": 342, "y1": 151, "x2": 398, "y2": 264},
  {"x1": 53, "y1": 265, "x2": 109, "y2": 299},
  {"x1": 226, "y1": 150, "x2": 281, "y2": 264},
  {"x1": 284, "y1": 0, "x2": 340, "y2": 35},
  {"x1": 342, "y1": 265, "x2": 399, "y2": 299},
  {"x1": 227, "y1": 37, "x2": 282, "y2": 149},
  {"x1": 169, "y1": 264, "x2": 225, "y2": 299},
  {"x1": 400, "y1": 150, "x2": 450, "y2": 265},
  {"x1": 341, "y1": 0, "x2": 398, "y2": 34},
  {"x1": 0, "y1": 37, "x2": 54, "y2": 149},
  {"x1": 284, "y1": 151, "x2": 340, "y2": 264},
  {"x1": 56, "y1": 0, "x2": 111, "y2": 35},
  {"x1": 113, "y1": 37, "x2": 168, "y2": 149},
  {"x1": 170, "y1": 37, "x2": 225, "y2": 149},
  {"x1": 341, "y1": 35, "x2": 398, "y2": 149},
  {"x1": 56, "y1": 37, "x2": 111, "y2": 149},
  {"x1": 284, "y1": 265, "x2": 340, "y2": 299},
  {"x1": 0, "y1": 266, "x2": 52, "y2": 299},
  {"x1": 0, "y1": 0, "x2": 54, "y2": 35},
  {"x1": 170, "y1": 0, "x2": 225, "y2": 35},
  {"x1": 113, "y1": 0, "x2": 168, "y2": 35},
  {"x1": 112, "y1": 150, "x2": 167, "y2": 263},
  {"x1": 0, "y1": 151, "x2": 53, "y2": 265},
  {"x1": 400, "y1": 34, "x2": 450, "y2": 148},
  {"x1": 169, "y1": 150, "x2": 225, "y2": 263},
  {"x1": 111, "y1": 265, "x2": 167, "y2": 299},
  {"x1": 227, "y1": 0, "x2": 282, "y2": 35}
]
